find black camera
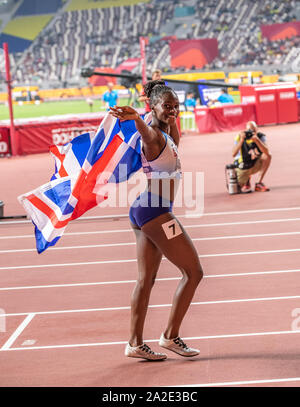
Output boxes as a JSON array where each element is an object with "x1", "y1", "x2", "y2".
[
  {"x1": 80, "y1": 67, "x2": 94, "y2": 78},
  {"x1": 244, "y1": 129, "x2": 254, "y2": 139},
  {"x1": 119, "y1": 70, "x2": 139, "y2": 88}
]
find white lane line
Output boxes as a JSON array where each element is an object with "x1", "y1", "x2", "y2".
[
  {"x1": 0, "y1": 242, "x2": 135, "y2": 253},
  {"x1": 0, "y1": 259, "x2": 135, "y2": 271},
  {"x1": 192, "y1": 206, "x2": 300, "y2": 217},
  {"x1": 1, "y1": 247, "x2": 300, "y2": 271},
  {"x1": 0, "y1": 277, "x2": 179, "y2": 291},
  {"x1": 1, "y1": 231, "x2": 300, "y2": 254},
  {"x1": 1, "y1": 205, "x2": 300, "y2": 225},
  {"x1": 2, "y1": 294, "x2": 300, "y2": 317},
  {"x1": 1, "y1": 313, "x2": 35, "y2": 350},
  {"x1": 170, "y1": 377, "x2": 300, "y2": 387},
  {"x1": 82, "y1": 206, "x2": 299, "y2": 218},
  {"x1": 0, "y1": 234, "x2": 34, "y2": 239},
  {"x1": 186, "y1": 218, "x2": 300, "y2": 229},
  {"x1": 0, "y1": 229, "x2": 132, "y2": 239},
  {"x1": 204, "y1": 248, "x2": 300, "y2": 257},
  {"x1": 1, "y1": 329, "x2": 300, "y2": 352},
  {"x1": 2, "y1": 217, "x2": 300, "y2": 240},
  {"x1": 1, "y1": 268, "x2": 300, "y2": 291}
]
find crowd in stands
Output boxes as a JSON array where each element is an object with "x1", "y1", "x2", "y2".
[
  {"x1": 203, "y1": 0, "x2": 300, "y2": 70},
  {"x1": 257, "y1": 1, "x2": 299, "y2": 24},
  {"x1": 206, "y1": 35, "x2": 300, "y2": 70},
  {"x1": 4, "y1": 0, "x2": 300, "y2": 87}
]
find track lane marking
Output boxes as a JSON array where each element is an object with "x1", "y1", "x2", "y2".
[
  {"x1": 2, "y1": 294, "x2": 300, "y2": 317},
  {"x1": 170, "y1": 377, "x2": 300, "y2": 387},
  {"x1": 1, "y1": 231, "x2": 300, "y2": 253},
  {"x1": 1, "y1": 313, "x2": 35, "y2": 350},
  {"x1": 0, "y1": 268, "x2": 300, "y2": 291},
  {"x1": 1, "y1": 248, "x2": 300, "y2": 271},
  {"x1": 1, "y1": 205, "x2": 300, "y2": 225},
  {"x1": 1, "y1": 329, "x2": 300, "y2": 352},
  {"x1": 2, "y1": 216, "x2": 300, "y2": 239}
]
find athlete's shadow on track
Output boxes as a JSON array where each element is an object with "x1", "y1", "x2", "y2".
[
  {"x1": 265, "y1": 184, "x2": 300, "y2": 191},
  {"x1": 135, "y1": 352, "x2": 300, "y2": 363}
]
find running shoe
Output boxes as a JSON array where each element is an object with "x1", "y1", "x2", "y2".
[
  {"x1": 255, "y1": 182, "x2": 270, "y2": 192},
  {"x1": 159, "y1": 333, "x2": 200, "y2": 357},
  {"x1": 240, "y1": 179, "x2": 251, "y2": 193},
  {"x1": 125, "y1": 342, "x2": 167, "y2": 361}
]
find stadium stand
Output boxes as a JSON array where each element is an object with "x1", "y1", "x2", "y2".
[
  {"x1": 0, "y1": 0, "x2": 63, "y2": 55},
  {"x1": 14, "y1": 0, "x2": 63, "y2": 16},
  {"x1": 1, "y1": 0, "x2": 300, "y2": 87},
  {"x1": 66, "y1": 0, "x2": 148, "y2": 11},
  {"x1": 2, "y1": 15, "x2": 53, "y2": 41}
]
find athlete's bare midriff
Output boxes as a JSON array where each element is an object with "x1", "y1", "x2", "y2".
[{"x1": 146, "y1": 178, "x2": 179, "y2": 202}]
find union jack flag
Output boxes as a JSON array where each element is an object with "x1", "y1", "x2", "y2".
[{"x1": 18, "y1": 112, "x2": 150, "y2": 253}]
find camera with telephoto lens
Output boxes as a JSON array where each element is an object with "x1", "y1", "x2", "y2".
[
  {"x1": 80, "y1": 67, "x2": 94, "y2": 78},
  {"x1": 244, "y1": 129, "x2": 254, "y2": 139}
]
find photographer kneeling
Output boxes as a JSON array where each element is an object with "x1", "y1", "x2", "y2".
[{"x1": 232, "y1": 121, "x2": 271, "y2": 193}]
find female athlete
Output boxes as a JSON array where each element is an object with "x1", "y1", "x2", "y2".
[{"x1": 110, "y1": 80, "x2": 203, "y2": 361}]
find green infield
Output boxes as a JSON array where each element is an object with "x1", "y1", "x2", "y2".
[
  {"x1": 0, "y1": 94, "x2": 241, "y2": 122},
  {"x1": 0, "y1": 99, "x2": 103, "y2": 120},
  {"x1": 0, "y1": 97, "x2": 141, "y2": 120}
]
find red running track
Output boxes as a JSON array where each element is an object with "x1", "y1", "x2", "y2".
[{"x1": 0, "y1": 123, "x2": 300, "y2": 387}]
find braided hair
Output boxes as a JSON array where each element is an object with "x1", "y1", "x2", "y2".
[{"x1": 143, "y1": 80, "x2": 177, "y2": 107}]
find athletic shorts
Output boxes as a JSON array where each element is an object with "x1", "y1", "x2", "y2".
[
  {"x1": 235, "y1": 156, "x2": 264, "y2": 186},
  {"x1": 129, "y1": 191, "x2": 173, "y2": 228}
]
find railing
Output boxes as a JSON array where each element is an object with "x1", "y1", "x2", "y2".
[{"x1": 180, "y1": 111, "x2": 197, "y2": 132}]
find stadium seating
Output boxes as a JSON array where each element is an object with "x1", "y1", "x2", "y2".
[
  {"x1": 66, "y1": 0, "x2": 149, "y2": 11},
  {"x1": 2, "y1": 15, "x2": 53, "y2": 41},
  {"x1": 11, "y1": 1, "x2": 174, "y2": 84},
  {"x1": 0, "y1": 0, "x2": 62, "y2": 55},
  {"x1": 3, "y1": 0, "x2": 300, "y2": 86},
  {"x1": 15, "y1": 0, "x2": 63, "y2": 16}
]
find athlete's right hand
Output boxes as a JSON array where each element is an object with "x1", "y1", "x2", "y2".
[{"x1": 109, "y1": 106, "x2": 139, "y2": 121}]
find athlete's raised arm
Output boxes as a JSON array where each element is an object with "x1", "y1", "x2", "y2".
[{"x1": 109, "y1": 106, "x2": 157, "y2": 145}]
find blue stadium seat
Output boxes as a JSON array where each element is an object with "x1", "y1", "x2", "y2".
[{"x1": 15, "y1": 0, "x2": 63, "y2": 16}]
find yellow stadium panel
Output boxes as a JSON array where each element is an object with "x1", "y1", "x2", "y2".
[
  {"x1": 13, "y1": 86, "x2": 39, "y2": 92},
  {"x1": 228, "y1": 71, "x2": 263, "y2": 79},
  {"x1": 163, "y1": 71, "x2": 226, "y2": 81},
  {"x1": 0, "y1": 93, "x2": 7, "y2": 102},
  {"x1": 67, "y1": 0, "x2": 149, "y2": 11},
  {"x1": 261, "y1": 75, "x2": 279, "y2": 83},
  {"x1": 3, "y1": 15, "x2": 53, "y2": 41},
  {"x1": 38, "y1": 88, "x2": 81, "y2": 98},
  {"x1": 37, "y1": 85, "x2": 127, "y2": 100}
]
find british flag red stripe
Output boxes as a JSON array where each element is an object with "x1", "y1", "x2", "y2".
[{"x1": 18, "y1": 112, "x2": 146, "y2": 253}]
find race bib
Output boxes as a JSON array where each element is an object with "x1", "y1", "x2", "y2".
[{"x1": 161, "y1": 219, "x2": 183, "y2": 240}]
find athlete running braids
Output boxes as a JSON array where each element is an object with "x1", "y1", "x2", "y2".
[{"x1": 110, "y1": 80, "x2": 203, "y2": 361}]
